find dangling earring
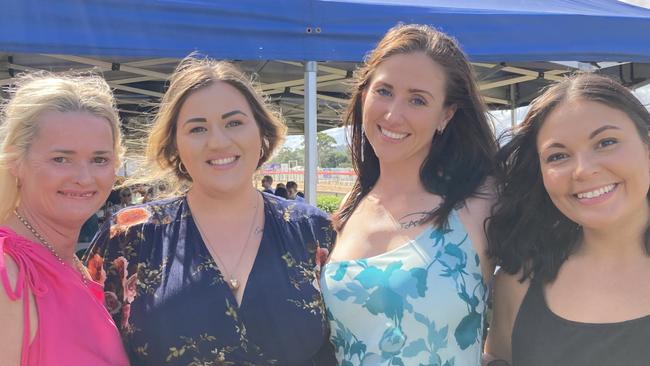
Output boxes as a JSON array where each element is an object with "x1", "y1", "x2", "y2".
[
  {"x1": 177, "y1": 160, "x2": 188, "y2": 175},
  {"x1": 360, "y1": 131, "x2": 366, "y2": 163}
]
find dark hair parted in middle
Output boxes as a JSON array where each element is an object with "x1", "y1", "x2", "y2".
[
  {"x1": 487, "y1": 73, "x2": 650, "y2": 283},
  {"x1": 332, "y1": 23, "x2": 497, "y2": 232}
]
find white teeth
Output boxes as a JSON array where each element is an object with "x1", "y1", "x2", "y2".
[
  {"x1": 62, "y1": 192, "x2": 93, "y2": 198},
  {"x1": 208, "y1": 157, "x2": 237, "y2": 165},
  {"x1": 576, "y1": 184, "x2": 616, "y2": 199},
  {"x1": 380, "y1": 127, "x2": 408, "y2": 140}
]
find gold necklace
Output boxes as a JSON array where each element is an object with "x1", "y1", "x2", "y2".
[
  {"x1": 14, "y1": 210, "x2": 90, "y2": 284},
  {"x1": 193, "y1": 194, "x2": 261, "y2": 293}
]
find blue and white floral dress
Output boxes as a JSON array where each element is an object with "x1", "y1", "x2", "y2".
[{"x1": 320, "y1": 210, "x2": 486, "y2": 366}]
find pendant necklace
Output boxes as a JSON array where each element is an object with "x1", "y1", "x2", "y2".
[
  {"x1": 193, "y1": 194, "x2": 261, "y2": 293},
  {"x1": 14, "y1": 210, "x2": 90, "y2": 284}
]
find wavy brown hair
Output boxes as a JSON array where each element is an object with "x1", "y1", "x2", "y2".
[
  {"x1": 135, "y1": 54, "x2": 286, "y2": 194},
  {"x1": 332, "y1": 23, "x2": 497, "y2": 232},
  {"x1": 487, "y1": 73, "x2": 650, "y2": 283}
]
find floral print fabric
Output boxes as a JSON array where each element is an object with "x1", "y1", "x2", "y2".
[
  {"x1": 320, "y1": 210, "x2": 486, "y2": 366},
  {"x1": 85, "y1": 193, "x2": 336, "y2": 365}
]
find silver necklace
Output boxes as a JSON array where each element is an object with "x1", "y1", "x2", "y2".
[
  {"x1": 14, "y1": 210, "x2": 89, "y2": 284},
  {"x1": 193, "y1": 195, "x2": 261, "y2": 293}
]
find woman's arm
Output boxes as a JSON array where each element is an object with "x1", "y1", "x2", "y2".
[
  {"x1": 459, "y1": 180, "x2": 497, "y2": 284},
  {"x1": 0, "y1": 254, "x2": 36, "y2": 366},
  {"x1": 484, "y1": 269, "x2": 529, "y2": 365}
]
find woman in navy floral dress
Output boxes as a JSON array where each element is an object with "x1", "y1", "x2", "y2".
[{"x1": 85, "y1": 55, "x2": 336, "y2": 365}]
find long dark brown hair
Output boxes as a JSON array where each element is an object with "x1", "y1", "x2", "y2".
[
  {"x1": 332, "y1": 23, "x2": 497, "y2": 232},
  {"x1": 487, "y1": 73, "x2": 650, "y2": 283}
]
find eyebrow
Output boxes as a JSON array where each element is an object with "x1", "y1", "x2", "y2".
[
  {"x1": 222, "y1": 110, "x2": 247, "y2": 119},
  {"x1": 542, "y1": 142, "x2": 566, "y2": 150},
  {"x1": 183, "y1": 117, "x2": 207, "y2": 125},
  {"x1": 183, "y1": 110, "x2": 248, "y2": 126},
  {"x1": 375, "y1": 82, "x2": 434, "y2": 99},
  {"x1": 541, "y1": 124, "x2": 622, "y2": 151},
  {"x1": 589, "y1": 125, "x2": 621, "y2": 139},
  {"x1": 52, "y1": 149, "x2": 112, "y2": 155},
  {"x1": 408, "y1": 88, "x2": 434, "y2": 99}
]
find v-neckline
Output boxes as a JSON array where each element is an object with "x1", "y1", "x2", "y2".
[{"x1": 186, "y1": 195, "x2": 269, "y2": 309}]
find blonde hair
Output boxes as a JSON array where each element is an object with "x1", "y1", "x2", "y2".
[
  {"x1": 0, "y1": 71, "x2": 123, "y2": 220},
  {"x1": 137, "y1": 54, "x2": 286, "y2": 195}
]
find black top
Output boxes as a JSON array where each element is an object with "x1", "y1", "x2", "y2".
[{"x1": 512, "y1": 278, "x2": 650, "y2": 366}]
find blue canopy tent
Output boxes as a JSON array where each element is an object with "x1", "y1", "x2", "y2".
[
  {"x1": 2, "y1": 0, "x2": 650, "y2": 61},
  {"x1": 2, "y1": 0, "x2": 650, "y2": 201}
]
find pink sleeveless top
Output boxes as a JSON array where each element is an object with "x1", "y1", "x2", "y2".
[{"x1": 0, "y1": 227, "x2": 129, "y2": 366}]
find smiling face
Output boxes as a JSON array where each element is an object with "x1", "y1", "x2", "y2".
[
  {"x1": 361, "y1": 52, "x2": 456, "y2": 170},
  {"x1": 175, "y1": 81, "x2": 262, "y2": 196},
  {"x1": 14, "y1": 110, "x2": 116, "y2": 225},
  {"x1": 537, "y1": 98, "x2": 650, "y2": 231}
]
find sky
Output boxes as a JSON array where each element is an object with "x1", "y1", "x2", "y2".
[{"x1": 620, "y1": 0, "x2": 650, "y2": 8}]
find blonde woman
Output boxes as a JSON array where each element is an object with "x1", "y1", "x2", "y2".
[
  {"x1": 0, "y1": 72, "x2": 128, "y2": 365},
  {"x1": 86, "y1": 55, "x2": 336, "y2": 365}
]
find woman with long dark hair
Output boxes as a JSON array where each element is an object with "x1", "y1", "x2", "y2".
[
  {"x1": 485, "y1": 73, "x2": 650, "y2": 365},
  {"x1": 320, "y1": 24, "x2": 497, "y2": 365}
]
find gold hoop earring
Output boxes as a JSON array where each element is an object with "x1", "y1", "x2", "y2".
[{"x1": 178, "y1": 161, "x2": 188, "y2": 175}]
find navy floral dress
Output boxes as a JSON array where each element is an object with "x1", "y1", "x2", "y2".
[{"x1": 84, "y1": 193, "x2": 336, "y2": 365}]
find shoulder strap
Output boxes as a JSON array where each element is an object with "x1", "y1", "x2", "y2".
[{"x1": 0, "y1": 235, "x2": 44, "y2": 366}]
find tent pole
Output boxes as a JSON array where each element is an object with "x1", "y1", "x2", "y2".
[
  {"x1": 510, "y1": 83, "x2": 517, "y2": 127},
  {"x1": 304, "y1": 61, "x2": 318, "y2": 205}
]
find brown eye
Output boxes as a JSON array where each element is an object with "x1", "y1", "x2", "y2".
[
  {"x1": 189, "y1": 126, "x2": 207, "y2": 133},
  {"x1": 546, "y1": 153, "x2": 568, "y2": 163},
  {"x1": 597, "y1": 138, "x2": 617, "y2": 149},
  {"x1": 93, "y1": 157, "x2": 109, "y2": 165},
  {"x1": 225, "y1": 120, "x2": 242, "y2": 128}
]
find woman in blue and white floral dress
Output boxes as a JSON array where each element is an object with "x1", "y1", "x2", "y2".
[{"x1": 321, "y1": 24, "x2": 497, "y2": 366}]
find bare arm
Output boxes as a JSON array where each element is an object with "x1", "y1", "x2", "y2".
[
  {"x1": 484, "y1": 269, "x2": 530, "y2": 365},
  {"x1": 458, "y1": 180, "x2": 497, "y2": 284},
  {"x1": 0, "y1": 254, "x2": 37, "y2": 366}
]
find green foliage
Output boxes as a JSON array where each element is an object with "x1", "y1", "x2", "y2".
[
  {"x1": 316, "y1": 194, "x2": 343, "y2": 214},
  {"x1": 272, "y1": 147, "x2": 304, "y2": 166},
  {"x1": 270, "y1": 132, "x2": 351, "y2": 168}
]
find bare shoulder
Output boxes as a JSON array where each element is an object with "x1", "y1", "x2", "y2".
[
  {"x1": 456, "y1": 178, "x2": 497, "y2": 280},
  {"x1": 0, "y1": 252, "x2": 19, "y2": 298},
  {"x1": 484, "y1": 268, "x2": 530, "y2": 364},
  {"x1": 463, "y1": 177, "x2": 497, "y2": 216},
  {"x1": 493, "y1": 268, "x2": 530, "y2": 309},
  {"x1": 0, "y1": 254, "x2": 25, "y2": 366},
  {"x1": 340, "y1": 191, "x2": 353, "y2": 209},
  {"x1": 457, "y1": 177, "x2": 496, "y2": 242}
]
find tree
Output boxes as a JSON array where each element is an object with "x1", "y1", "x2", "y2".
[
  {"x1": 271, "y1": 147, "x2": 304, "y2": 166},
  {"x1": 270, "y1": 131, "x2": 351, "y2": 168}
]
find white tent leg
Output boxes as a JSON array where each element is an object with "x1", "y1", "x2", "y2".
[{"x1": 304, "y1": 61, "x2": 318, "y2": 205}]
